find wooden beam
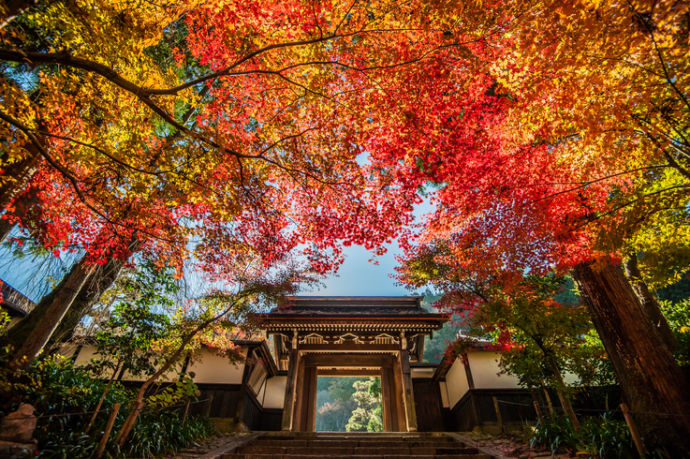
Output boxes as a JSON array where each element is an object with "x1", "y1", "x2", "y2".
[
  {"x1": 298, "y1": 343, "x2": 400, "y2": 352},
  {"x1": 302, "y1": 353, "x2": 395, "y2": 368},
  {"x1": 317, "y1": 369, "x2": 382, "y2": 376}
]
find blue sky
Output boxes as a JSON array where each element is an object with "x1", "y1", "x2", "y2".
[
  {"x1": 0, "y1": 238, "x2": 415, "y2": 302},
  {"x1": 0, "y1": 198, "x2": 432, "y2": 302},
  {"x1": 301, "y1": 242, "x2": 411, "y2": 296}
]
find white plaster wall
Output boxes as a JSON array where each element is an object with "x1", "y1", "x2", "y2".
[
  {"x1": 445, "y1": 358, "x2": 470, "y2": 408},
  {"x1": 411, "y1": 367, "x2": 435, "y2": 379},
  {"x1": 439, "y1": 380, "x2": 450, "y2": 408},
  {"x1": 262, "y1": 375, "x2": 287, "y2": 409},
  {"x1": 69, "y1": 344, "x2": 247, "y2": 384},
  {"x1": 467, "y1": 351, "x2": 521, "y2": 389},
  {"x1": 187, "y1": 348, "x2": 246, "y2": 384},
  {"x1": 72, "y1": 344, "x2": 99, "y2": 367},
  {"x1": 58, "y1": 343, "x2": 81, "y2": 359}
]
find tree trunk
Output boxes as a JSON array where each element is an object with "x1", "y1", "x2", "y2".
[
  {"x1": 85, "y1": 362, "x2": 121, "y2": 434},
  {"x1": 3, "y1": 237, "x2": 139, "y2": 358},
  {"x1": 546, "y1": 357, "x2": 580, "y2": 431},
  {"x1": 44, "y1": 255, "x2": 127, "y2": 350},
  {"x1": 8, "y1": 260, "x2": 95, "y2": 369},
  {"x1": 622, "y1": 252, "x2": 677, "y2": 351},
  {"x1": 114, "y1": 295, "x2": 239, "y2": 446},
  {"x1": 573, "y1": 261, "x2": 690, "y2": 449},
  {"x1": 115, "y1": 334, "x2": 195, "y2": 446}
]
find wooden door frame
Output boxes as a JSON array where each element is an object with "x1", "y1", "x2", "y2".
[{"x1": 289, "y1": 351, "x2": 412, "y2": 432}]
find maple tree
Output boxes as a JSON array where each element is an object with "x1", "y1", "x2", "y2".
[
  {"x1": 0, "y1": 0, "x2": 451, "y2": 363},
  {"x1": 1, "y1": 0, "x2": 689, "y2": 449},
  {"x1": 358, "y1": 0, "x2": 690, "y2": 446}
]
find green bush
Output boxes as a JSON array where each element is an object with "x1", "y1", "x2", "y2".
[
  {"x1": 530, "y1": 414, "x2": 579, "y2": 454},
  {"x1": 530, "y1": 413, "x2": 636, "y2": 458},
  {"x1": 578, "y1": 414, "x2": 636, "y2": 458},
  {"x1": 126, "y1": 412, "x2": 214, "y2": 458},
  {"x1": 1, "y1": 353, "x2": 213, "y2": 458}
]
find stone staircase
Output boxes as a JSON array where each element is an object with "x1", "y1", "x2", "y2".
[{"x1": 221, "y1": 432, "x2": 494, "y2": 459}]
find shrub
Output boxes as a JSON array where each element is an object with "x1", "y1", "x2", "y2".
[
  {"x1": 530, "y1": 413, "x2": 637, "y2": 458},
  {"x1": 1, "y1": 353, "x2": 213, "y2": 458},
  {"x1": 530, "y1": 414, "x2": 579, "y2": 454},
  {"x1": 126, "y1": 413, "x2": 215, "y2": 457},
  {"x1": 578, "y1": 414, "x2": 636, "y2": 459}
]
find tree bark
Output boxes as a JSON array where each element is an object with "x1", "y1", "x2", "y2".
[
  {"x1": 3, "y1": 237, "x2": 139, "y2": 356},
  {"x1": 622, "y1": 252, "x2": 677, "y2": 351},
  {"x1": 8, "y1": 260, "x2": 95, "y2": 369},
  {"x1": 44, "y1": 254, "x2": 127, "y2": 350},
  {"x1": 573, "y1": 261, "x2": 690, "y2": 448}
]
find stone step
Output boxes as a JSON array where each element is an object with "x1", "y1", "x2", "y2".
[
  {"x1": 223, "y1": 455, "x2": 492, "y2": 459},
  {"x1": 252, "y1": 439, "x2": 458, "y2": 448},
  {"x1": 221, "y1": 432, "x2": 494, "y2": 459},
  {"x1": 237, "y1": 444, "x2": 479, "y2": 457}
]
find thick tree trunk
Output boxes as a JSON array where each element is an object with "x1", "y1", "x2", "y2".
[
  {"x1": 622, "y1": 252, "x2": 677, "y2": 351},
  {"x1": 8, "y1": 260, "x2": 95, "y2": 369},
  {"x1": 573, "y1": 261, "x2": 690, "y2": 449},
  {"x1": 3, "y1": 238, "x2": 138, "y2": 356},
  {"x1": 44, "y1": 255, "x2": 127, "y2": 350}
]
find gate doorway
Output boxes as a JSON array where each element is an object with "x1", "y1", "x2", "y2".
[
  {"x1": 256, "y1": 296, "x2": 447, "y2": 432},
  {"x1": 315, "y1": 376, "x2": 382, "y2": 432}
]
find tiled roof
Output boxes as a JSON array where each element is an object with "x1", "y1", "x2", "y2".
[
  {"x1": 1, "y1": 281, "x2": 35, "y2": 316},
  {"x1": 269, "y1": 296, "x2": 432, "y2": 316}
]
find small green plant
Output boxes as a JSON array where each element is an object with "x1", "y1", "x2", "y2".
[
  {"x1": 530, "y1": 414, "x2": 579, "y2": 454},
  {"x1": 530, "y1": 413, "x2": 639, "y2": 458},
  {"x1": 125, "y1": 412, "x2": 215, "y2": 458},
  {"x1": 577, "y1": 414, "x2": 636, "y2": 458},
  {"x1": 0, "y1": 353, "x2": 213, "y2": 458}
]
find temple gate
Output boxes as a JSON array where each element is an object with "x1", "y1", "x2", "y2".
[{"x1": 258, "y1": 296, "x2": 447, "y2": 432}]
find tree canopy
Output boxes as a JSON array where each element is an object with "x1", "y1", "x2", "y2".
[{"x1": 1, "y1": 0, "x2": 690, "y2": 450}]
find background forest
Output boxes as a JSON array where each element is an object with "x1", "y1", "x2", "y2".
[{"x1": 315, "y1": 377, "x2": 382, "y2": 433}]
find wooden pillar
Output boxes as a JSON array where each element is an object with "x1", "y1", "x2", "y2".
[
  {"x1": 304, "y1": 366, "x2": 318, "y2": 431},
  {"x1": 380, "y1": 367, "x2": 393, "y2": 432},
  {"x1": 289, "y1": 358, "x2": 319, "y2": 431},
  {"x1": 463, "y1": 353, "x2": 480, "y2": 428},
  {"x1": 400, "y1": 348, "x2": 418, "y2": 431},
  {"x1": 281, "y1": 332, "x2": 300, "y2": 431},
  {"x1": 293, "y1": 354, "x2": 309, "y2": 430},
  {"x1": 392, "y1": 353, "x2": 407, "y2": 431}
]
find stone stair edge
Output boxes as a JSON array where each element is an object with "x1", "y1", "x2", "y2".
[{"x1": 216, "y1": 431, "x2": 496, "y2": 459}]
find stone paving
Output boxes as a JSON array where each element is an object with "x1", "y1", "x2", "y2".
[{"x1": 166, "y1": 431, "x2": 568, "y2": 459}]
